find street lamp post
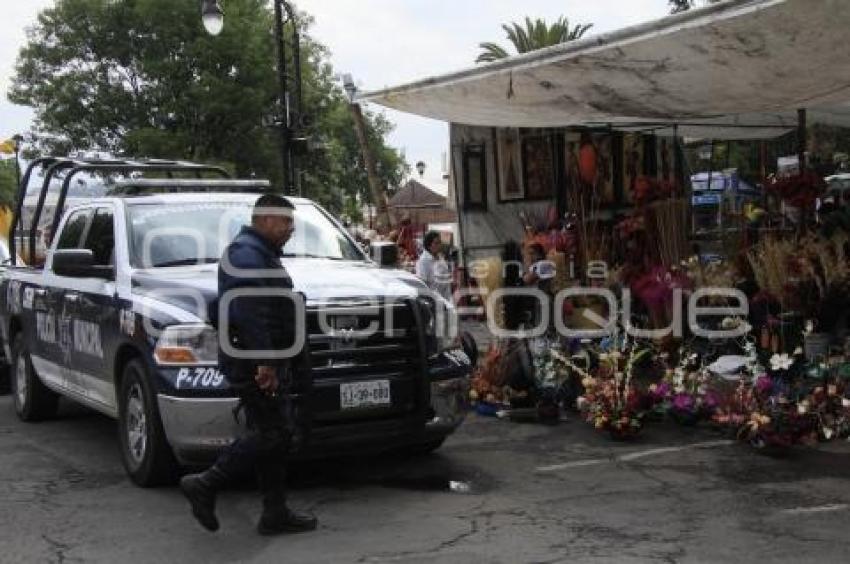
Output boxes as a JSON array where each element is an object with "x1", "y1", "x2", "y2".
[{"x1": 201, "y1": 0, "x2": 303, "y2": 196}]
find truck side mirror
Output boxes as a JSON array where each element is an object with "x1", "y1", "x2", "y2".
[
  {"x1": 370, "y1": 241, "x2": 398, "y2": 268},
  {"x1": 52, "y1": 249, "x2": 112, "y2": 279}
]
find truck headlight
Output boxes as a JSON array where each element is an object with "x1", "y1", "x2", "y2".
[{"x1": 154, "y1": 324, "x2": 218, "y2": 365}]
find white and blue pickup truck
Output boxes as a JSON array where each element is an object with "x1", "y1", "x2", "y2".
[{"x1": 0, "y1": 158, "x2": 472, "y2": 486}]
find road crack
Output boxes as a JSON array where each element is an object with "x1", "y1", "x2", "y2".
[{"x1": 42, "y1": 533, "x2": 80, "y2": 564}]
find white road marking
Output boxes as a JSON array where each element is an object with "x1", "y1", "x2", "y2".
[
  {"x1": 618, "y1": 440, "x2": 735, "y2": 462},
  {"x1": 536, "y1": 459, "x2": 607, "y2": 472},
  {"x1": 536, "y1": 440, "x2": 735, "y2": 473},
  {"x1": 779, "y1": 504, "x2": 849, "y2": 516}
]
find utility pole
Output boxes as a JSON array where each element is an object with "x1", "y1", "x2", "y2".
[
  {"x1": 342, "y1": 75, "x2": 391, "y2": 232},
  {"x1": 12, "y1": 134, "x2": 24, "y2": 188}
]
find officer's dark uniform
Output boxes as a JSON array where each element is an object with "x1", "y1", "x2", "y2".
[{"x1": 181, "y1": 224, "x2": 315, "y2": 534}]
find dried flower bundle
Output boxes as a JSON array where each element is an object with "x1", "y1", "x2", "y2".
[
  {"x1": 747, "y1": 236, "x2": 799, "y2": 306},
  {"x1": 645, "y1": 198, "x2": 689, "y2": 268}
]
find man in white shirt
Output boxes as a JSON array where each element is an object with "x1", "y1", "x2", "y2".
[{"x1": 416, "y1": 231, "x2": 452, "y2": 302}]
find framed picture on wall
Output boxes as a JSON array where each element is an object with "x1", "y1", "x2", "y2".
[
  {"x1": 587, "y1": 132, "x2": 615, "y2": 205},
  {"x1": 521, "y1": 133, "x2": 554, "y2": 200},
  {"x1": 462, "y1": 143, "x2": 487, "y2": 210},
  {"x1": 495, "y1": 128, "x2": 524, "y2": 201}
]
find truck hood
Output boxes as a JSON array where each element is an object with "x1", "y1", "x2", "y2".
[{"x1": 131, "y1": 259, "x2": 428, "y2": 321}]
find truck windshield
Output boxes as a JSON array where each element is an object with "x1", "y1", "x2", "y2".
[{"x1": 127, "y1": 201, "x2": 364, "y2": 268}]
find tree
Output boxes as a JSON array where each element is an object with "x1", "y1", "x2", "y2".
[
  {"x1": 476, "y1": 16, "x2": 593, "y2": 63},
  {"x1": 668, "y1": 0, "x2": 722, "y2": 14},
  {"x1": 669, "y1": 0, "x2": 694, "y2": 12},
  {"x1": 0, "y1": 160, "x2": 17, "y2": 209},
  {"x1": 9, "y1": 0, "x2": 406, "y2": 216}
]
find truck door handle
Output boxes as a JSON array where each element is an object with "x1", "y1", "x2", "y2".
[{"x1": 64, "y1": 293, "x2": 81, "y2": 304}]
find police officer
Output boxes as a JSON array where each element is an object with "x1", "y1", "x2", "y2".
[{"x1": 180, "y1": 194, "x2": 317, "y2": 535}]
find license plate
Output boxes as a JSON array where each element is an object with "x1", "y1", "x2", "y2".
[{"x1": 340, "y1": 380, "x2": 391, "y2": 409}]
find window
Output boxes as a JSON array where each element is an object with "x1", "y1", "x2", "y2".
[
  {"x1": 56, "y1": 209, "x2": 91, "y2": 250},
  {"x1": 463, "y1": 144, "x2": 487, "y2": 210},
  {"x1": 83, "y1": 208, "x2": 115, "y2": 266},
  {"x1": 127, "y1": 200, "x2": 364, "y2": 268}
]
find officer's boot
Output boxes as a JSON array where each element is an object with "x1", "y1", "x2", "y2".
[
  {"x1": 256, "y1": 464, "x2": 317, "y2": 535},
  {"x1": 180, "y1": 465, "x2": 229, "y2": 532}
]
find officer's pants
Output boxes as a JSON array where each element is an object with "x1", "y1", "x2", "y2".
[{"x1": 214, "y1": 383, "x2": 292, "y2": 508}]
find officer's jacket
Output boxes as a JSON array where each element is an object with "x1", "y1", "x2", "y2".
[{"x1": 214, "y1": 225, "x2": 299, "y2": 384}]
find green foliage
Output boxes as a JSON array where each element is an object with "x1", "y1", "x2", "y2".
[
  {"x1": 668, "y1": 0, "x2": 694, "y2": 13},
  {"x1": 9, "y1": 0, "x2": 406, "y2": 215},
  {"x1": 668, "y1": 0, "x2": 722, "y2": 14},
  {"x1": 476, "y1": 16, "x2": 593, "y2": 63},
  {"x1": 0, "y1": 160, "x2": 18, "y2": 209}
]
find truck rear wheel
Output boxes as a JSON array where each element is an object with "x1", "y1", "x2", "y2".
[
  {"x1": 117, "y1": 359, "x2": 178, "y2": 487},
  {"x1": 11, "y1": 333, "x2": 59, "y2": 421}
]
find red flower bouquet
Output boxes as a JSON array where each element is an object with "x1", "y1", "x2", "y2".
[{"x1": 768, "y1": 171, "x2": 825, "y2": 209}]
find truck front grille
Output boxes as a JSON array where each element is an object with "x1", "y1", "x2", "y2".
[{"x1": 305, "y1": 300, "x2": 425, "y2": 425}]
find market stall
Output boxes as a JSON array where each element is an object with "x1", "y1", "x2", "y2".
[{"x1": 360, "y1": 0, "x2": 850, "y2": 449}]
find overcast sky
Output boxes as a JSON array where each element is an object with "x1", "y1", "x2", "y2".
[{"x1": 0, "y1": 0, "x2": 671, "y2": 188}]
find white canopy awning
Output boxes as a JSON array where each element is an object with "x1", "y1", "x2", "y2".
[{"x1": 360, "y1": 0, "x2": 850, "y2": 139}]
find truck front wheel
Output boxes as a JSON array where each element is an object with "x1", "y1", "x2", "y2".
[
  {"x1": 11, "y1": 333, "x2": 58, "y2": 421},
  {"x1": 117, "y1": 359, "x2": 178, "y2": 487}
]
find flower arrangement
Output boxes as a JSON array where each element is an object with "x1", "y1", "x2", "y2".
[
  {"x1": 469, "y1": 342, "x2": 512, "y2": 411},
  {"x1": 747, "y1": 237, "x2": 799, "y2": 308},
  {"x1": 659, "y1": 351, "x2": 721, "y2": 425},
  {"x1": 711, "y1": 346, "x2": 818, "y2": 448},
  {"x1": 768, "y1": 170, "x2": 825, "y2": 209},
  {"x1": 796, "y1": 379, "x2": 850, "y2": 441},
  {"x1": 748, "y1": 234, "x2": 850, "y2": 334},
  {"x1": 529, "y1": 338, "x2": 575, "y2": 422},
  {"x1": 576, "y1": 346, "x2": 652, "y2": 439},
  {"x1": 530, "y1": 338, "x2": 572, "y2": 392}
]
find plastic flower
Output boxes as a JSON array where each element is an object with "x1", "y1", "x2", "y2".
[
  {"x1": 756, "y1": 376, "x2": 774, "y2": 395},
  {"x1": 749, "y1": 412, "x2": 771, "y2": 426},
  {"x1": 770, "y1": 353, "x2": 793, "y2": 372},
  {"x1": 650, "y1": 381, "x2": 671, "y2": 400},
  {"x1": 721, "y1": 317, "x2": 750, "y2": 331},
  {"x1": 702, "y1": 391, "x2": 720, "y2": 411},
  {"x1": 672, "y1": 393, "x2": 695, "y2": 413}
]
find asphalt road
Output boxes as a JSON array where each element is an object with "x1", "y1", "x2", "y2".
[{"x1": 2, "y1": 396, "x2": 850, "y2": 564}]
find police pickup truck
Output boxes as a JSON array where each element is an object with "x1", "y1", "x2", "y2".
[{"x1": 0, "y1": 158, "x2": 472, "y2": 486}]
